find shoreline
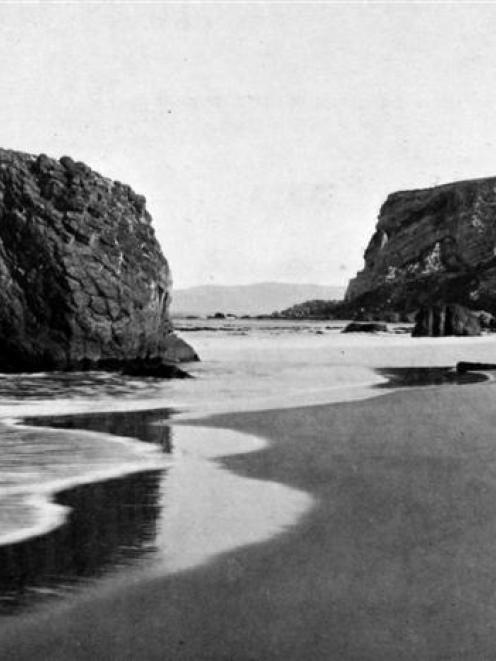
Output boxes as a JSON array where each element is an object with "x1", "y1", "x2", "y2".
[
  {"x1": 2, "y1": 379, "x2": 496, "y2": 658},
  {"x1": 0, "y1": 469, "x2": 165, "y2": 616},
  {"x1": 0, "y1": 405, "x2": 311, "y2": 614},
  {"x1": 0, "y1": 409, "x2": 174, "y2": 549},
  {"x1": 0, "y1": 364, "x2": 481, "y2": 564}
]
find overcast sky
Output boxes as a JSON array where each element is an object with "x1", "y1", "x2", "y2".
[{"x1": 0, "y1": 2, "x2": 494, "y2": 288}]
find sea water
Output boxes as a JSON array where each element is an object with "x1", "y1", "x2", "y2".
[{"x1": 0, "y1": 319, "x2": 495, "y2": 611}]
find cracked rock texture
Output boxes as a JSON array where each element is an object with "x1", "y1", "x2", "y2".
[
  {"x1": 0, "y1": 148, "x2": 197, "y2": 371},
  {"x1": 346, "y1": 177, "x2": 496, "y2": 316}
]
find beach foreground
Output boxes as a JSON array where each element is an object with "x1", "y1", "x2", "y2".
[{"x1": 1, "y1": 379, "x2": 496, "y2": 659}]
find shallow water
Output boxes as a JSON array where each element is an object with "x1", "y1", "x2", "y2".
[
  {"x1": 0, "y1": 419, "x2": 168, "y2": 547},
  {"x1": 0, "y1": 319, "x2": 495, "y2": 613},
  {"x1": 0, "y1": 408, "x2": 311, "y2": 615}
]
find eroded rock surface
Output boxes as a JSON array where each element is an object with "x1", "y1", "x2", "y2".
[
  {"x1": 0, "y1": 148, "x2": 197, "y2": 371},
  {"x1": 412, "y1": 304, "x2": 481, "y2": 337},
  {"x1": 346, "y1": 177, "x2": 496, "y2": 317}
]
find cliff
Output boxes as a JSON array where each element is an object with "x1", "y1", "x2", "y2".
[
  {"x1": 0, "y1": 148, "x2": 197, "y2": 372},
  {"x1": 346, "y1": 177, "x2": 496, "y2": 316}
]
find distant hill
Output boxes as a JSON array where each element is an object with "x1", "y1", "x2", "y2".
[{"x1": 170, "y1": 282, "x2": 345, "y2": 317}]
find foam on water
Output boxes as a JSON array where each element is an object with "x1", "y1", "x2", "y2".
[
  {"x1": 0, "y1": 419, "x2": 169, "y2": 546},
  {"x1": 0, "y1": 320, "x2": 495, "y2": 554}
]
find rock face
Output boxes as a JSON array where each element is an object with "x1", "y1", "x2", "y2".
[
  {"x1": 412, "y1": 304, "x2": 481, "y2": 337},
  {"x1": 346, "y1": 177, "x2": 496, "y2": 317},
  {"x1": 0, "y1": 148, "x2": 197, "y2": 371}
]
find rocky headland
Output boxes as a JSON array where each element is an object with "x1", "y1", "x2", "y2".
[
  {"x1": 0, "y1": 148, "x2": 197, "y2": 372},
  {"x1": 278, "y1": 176, "x2": 496, "y2": 335},
  {"x1": 345, "y1": 177, "x2": 496, "y2": 319}
]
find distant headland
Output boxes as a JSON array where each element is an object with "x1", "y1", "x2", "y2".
[{"x1": 275, "y1": 176, "x2": 496, "y2": 337}]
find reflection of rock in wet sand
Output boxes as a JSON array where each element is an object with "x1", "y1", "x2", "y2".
[
  {"x1": 0, "y1": 469, "x2": 164, "y2": 614},
  {"x1": 0, "y1": 406, "x2": 313, "y2": 616},
  {"x1": 26, "y1": 407, "x2": 175, "y2": 451},
  {"x1": 0, "y1": 408, "x2": 175, "y2": 614}
]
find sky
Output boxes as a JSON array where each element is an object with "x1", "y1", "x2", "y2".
[{"x1": 0, "y1": 2, "x2": 495, "y2": 288}]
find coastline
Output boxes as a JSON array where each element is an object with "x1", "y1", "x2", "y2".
[
  {"x1": 0, "y1": 405, "x2": 311, "y2": 613},
  {"x1": 2, "y1": 379, "x2": 496, "y2": 658},
  {"x1": 0, "y1": 410, "x2": 173, "y2": 549}
]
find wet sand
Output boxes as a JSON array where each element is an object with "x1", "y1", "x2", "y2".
[{"x1": 2, "y1": 380, "x2": 496, "y2": 659}]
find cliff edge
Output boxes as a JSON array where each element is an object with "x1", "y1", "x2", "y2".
[
  {"x1": 0, "y1": 148, "x2": 197, "y2": 371},
  {"x1": 346, "y1": 177, "x2": 496, "y2": 316}
]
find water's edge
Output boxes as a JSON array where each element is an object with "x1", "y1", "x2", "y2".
[
  {"x1": 0, "y1": 363, "x2": 490, "y2": 615},
  {"x1": 0, "y1": 406, "x2": 313, "y2": 615}
]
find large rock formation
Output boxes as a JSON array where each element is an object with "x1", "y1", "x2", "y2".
[
  {"x1": 345, "y1": 177, "x2": 496, "y2": 317},
  {"x1": 412, "y1": 304, "x2": 481, "y2": 337},
  {"x1": 0, "y1": 148, "x2": 197, "y2": 372}
]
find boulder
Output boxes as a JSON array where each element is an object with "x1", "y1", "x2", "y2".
[
  {"x1": 412, "y1": 304, "x2": 481, "y2": 337},
  {"x1": 159, "y1": 333, "x2": 199, "y2": 362},
  {"x1": 476, "y1": 310, "x2": 496, "y2": 331},
  {"x1": 342, "y1": 322, "x2": 388, "y2": 333},
  {"x1": 0, "y1": 148, "x2": 197, "y2": 372}
]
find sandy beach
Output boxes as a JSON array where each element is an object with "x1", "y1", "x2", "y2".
[
  {"x1": 3, "y1": 2, "x2": 496, "y2": 658},
  {"x1": 1, "y1": 377, "x2": 496, "y2": 659}
]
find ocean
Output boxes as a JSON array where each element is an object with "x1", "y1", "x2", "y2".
[{"x1": 0, "y1": 319, "x2": 493, "y2": 614}]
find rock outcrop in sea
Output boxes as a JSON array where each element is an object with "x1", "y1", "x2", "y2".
[
  {"x1": 342, "y1": 321, "x2": 388, "y2": 333},
  {"x1": 345, "y1": 177, "x2": 496, "y2": 319},
  {"x1": 412, "y1": 304, "x2": 481, "y2": 337},
  {"x1": 0, "y1": 148, "x2": 197, "y2": 372}
]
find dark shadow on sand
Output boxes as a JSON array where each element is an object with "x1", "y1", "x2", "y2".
[
  {"x1": 24, "y1": 407, "x2": 177, "y2": 452},
  {"x1": 375, "y1": 366, "x2": 488, "y2": 388}
]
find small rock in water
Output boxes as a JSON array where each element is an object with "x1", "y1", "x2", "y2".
[
  {"x1": 342, "y1": 322, "x2": 388, "y2": 333},
  {"x1": 412, "y1": 304, "x2": 481, "y2": 337}
]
